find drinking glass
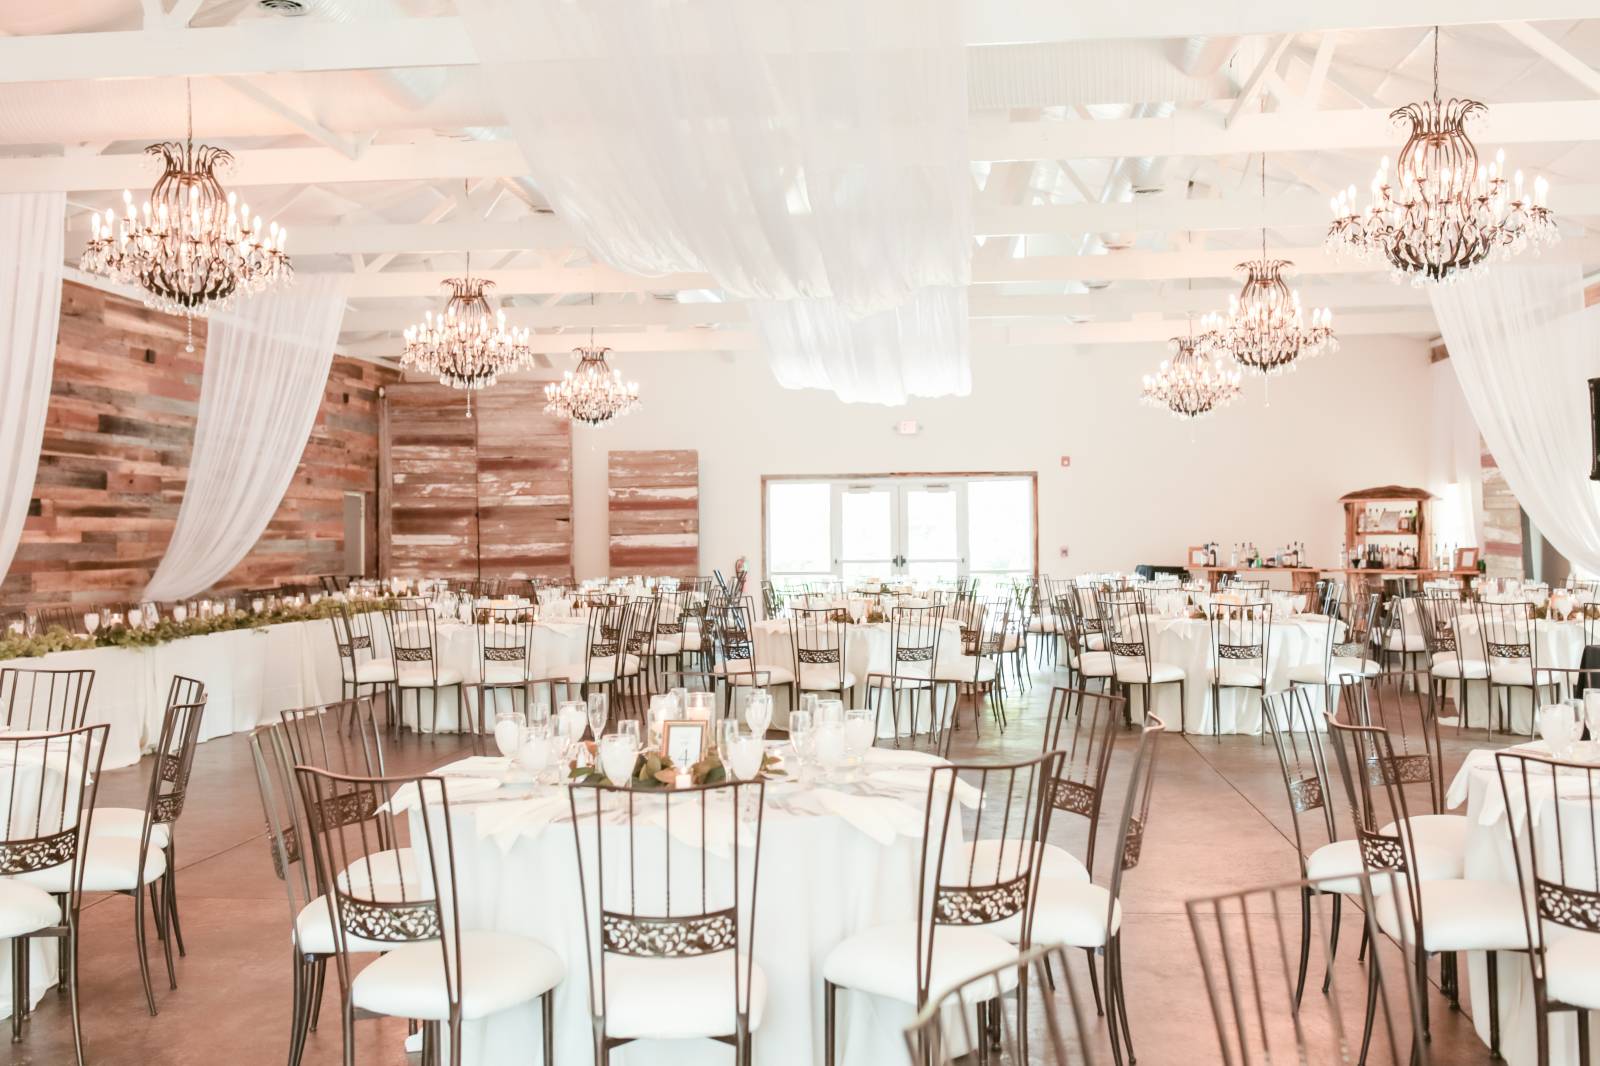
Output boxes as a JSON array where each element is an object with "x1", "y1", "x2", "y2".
[
  {"x1": 815, "y1": 721, "x2": 847, "y2": 779},
  {"x1": 648, "y1": 694, "x2": 676, "y2": 748},
  {"x1": 83, "y1": 612, "x2": 100, "y2": 636},
  {"x1": 1540, "y1": 703, "x2": 1578, "y2": 759},
  {"x1": 843, "y1": 709, "x2": 874, "y2": 768},
  {"x1": 528, "y1": 695, "x2": 551, "y2": 735},
  {"x1": 558, "y1": 700, "x2": 588, "y2": 741},
  {"x1": 817, "y1": 698, "x2": 845, "y2": 724},
  {"x1": 599, "y1": 734, "x2": 639, "y2": 788},
  {"x1": 745, "y1": 690, "x2": 773, "y2": 741},
  {"x1": 721, "y1": 719, "x2": 741, "y2": 759},
  {"x1": 728, "y1": 734, "x2": 764, "y2": 781},
  {"x1": 788, "y1": 709, "x2": 816, "y2": 784},
  {"x1": 515, "y1": 730, "x2": 551, "y2": 782},
  {"x1": 799, "y1": 692, "x2": 820, "y2": 719},
  {"x1": 617, "y1": 720, "x2": 641, "y2": 746},
  {"x1": 670, "y1": 687, "x2": 689, "y2": 715},
  {"x1": 172, "y1": 605, "x2": 188, "y2": 624},
  {"x1": 587, "y1": 692, "x2": 609, "y2": 741},
  {"x1": 685, "y1": 691, "x2": 715, "y2": 721},
  {"x1": 1584, "y1": 690, "x2": 1600, "y2": 741},
  {"x1": 493, "y1": 709, "x2": 527, "y2": 759}
]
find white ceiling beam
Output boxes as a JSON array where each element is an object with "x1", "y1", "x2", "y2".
[
  {"x1": 1501, "y1": 22, "x2": 1600, "y2": 97},
  {"x1": 219, "y1": 77, "x2": 364, "y2": 160},
  {"x1": 1296, "y1": 36, "x2": 1338, "y2": 110},
  {"x1": 1226, "y1": 36, "x2": 1291, "y2": 127}
]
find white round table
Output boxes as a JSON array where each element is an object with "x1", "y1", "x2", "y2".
[{"x1": 407, "y1": 749, "x2": 959, "y2": 1066}]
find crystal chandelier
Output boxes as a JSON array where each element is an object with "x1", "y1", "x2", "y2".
[
  {"x1": 1326, "y1": 27, "x2": 1556, "y2": 284},
  {"x1": 1141, "y1": 319, "x2": 1241, "y2": 421},
  {"x1": 80, "y1": 81, "x2": 291, "y2": 351},
  {"x1": 1206, "y1": 153, "x2": 1336, "y2": 378},
  {"x1": 543, "y1": 342, "x2": 641, "y2": 427},
  {"x1": 401, "y1": 257, "x2": 533, "y2": 417}
]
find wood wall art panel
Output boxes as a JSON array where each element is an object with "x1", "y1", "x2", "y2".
[
  {"x1": 379, "y1": 381, "x2": 572, "y2": 582},
  {"x1": 608, "y1": 450, "x2": 699, "y2": 579},
  {"x1": 0, "y1": 281, "x2": 396, "y2": 610}
]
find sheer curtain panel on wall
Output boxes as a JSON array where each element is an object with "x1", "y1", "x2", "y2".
[
  {"x1": 0, "y1": 191, "x2": 66, "y2": 587},
  {"x1": 1430, "y1": 264, "x2": 1600, "y2": 575},
  {"x1": 458, "y1": 0, "x2": 972, "y2": 405},
  {"x1": 143, "y1": 274, "x2": 351, "y2": 602}
]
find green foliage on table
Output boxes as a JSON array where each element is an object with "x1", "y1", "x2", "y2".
[
  {"x1": 0, "y1": 596, "x2": 396, "y2": 662},
  {"x1": 568, "y1": 747, "x2": 785, "y2": 789}
]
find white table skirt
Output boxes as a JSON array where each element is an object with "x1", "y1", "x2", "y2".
[
  {"x1": 1441, "y1": 620, "x2": 1587, "y2": 736},
  {"x1": 417, "y1": 784, "x2": 933, "y2": 1065},
  {"x1": 1111, "y1": 616, "x2": 1338, "y2": 734},
  {"x1": 1448, "y1": 744, "x2": 1600, "y2": 1065}
]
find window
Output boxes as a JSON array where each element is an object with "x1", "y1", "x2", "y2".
[{"x1": 764, "y1": 475, "x2": 1035, "y2": 591}]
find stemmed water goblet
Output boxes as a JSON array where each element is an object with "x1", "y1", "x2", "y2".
[
  {"x1": 788, "y1": 709, "x2": 815, "y2": 784},
  {"x1": 586, "y1": 692, "x2": 609, "y2": 742}
]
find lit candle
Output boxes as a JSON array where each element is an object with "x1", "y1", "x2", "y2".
[{"x1": 674, "y1": 771, "x2": 692, "y2": 790}]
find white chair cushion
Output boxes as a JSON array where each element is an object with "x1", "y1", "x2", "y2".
[
  {"x1": 0, "y1": 880, "x2": 61, "y2": 938},
  {"x1": 1304, "y1": 839, "x2": 1370, "y2": 896},
  {"x1": 654, "y1": 635, "x2": 685, "y2": 655},
  {"x1": 397, "y1": 665, "x2": 465, "y2": 688},
  {"x1": 553, "y1": 655, "x2": 643, "y2": 685},
  {"x1": 1029, "y1": 879, "x2": 1121, "y2": 949},
  {"x1": 797, "y1": 664, "x2": 856, "y2": 692},
  {"x1": 1544, "y1": 930, "x2": 1600, "y2": 1010},
  {"x1": 356, "y1": 658, "x2": 397, "y2": 684},
  {"x1": 351, "y1": 930, "x2": 564, "y2": 1021},
  {"x1": 481, "y1": 660, "x2": 529, "y2": 685},
  {"x1": 713, "y1": 663, "x2": 796, "y2": 686},
  {"x1": 1431, "y1": 658, "x2": 1489, "y2": 680},
  {"x1": 823, "y1": 920, "x2": 1019, "y2": 1005},
  {"x1": 1111, "y1": 660, "x2": 1184, "y2": 685},
  {"x1": 1083, "y1": 633, "x2": 1107, "y2": 652},
  {"x1": 338, "y1": 848, "x2": 418, "y2": 895},
  {"x1": 295, "y1": 891, "x2": 418, "y2": 955},
  {"x1": 1383, "y1": 633, "x2": 1428, "y2": 653},
  {"x1": 682, "y1": 632, "x2": 704, "y2": 652},
  {"x1": 602, "y1": 952, "x2": 768, "y2": 1040},
  {"x1": 1000, "y1": 633, "x2": 1022, "y2": 652},
  {"x1": 1286, "y1": 658, "x2": 1380, "y2": 685},
  {"x1": 89, "y1": 806, "x2": 170, "y2": 849},
  {"x1": 1074, "y1": 651, "x2": 1114, "y2": 678},
  {"x1": 1026, "y1": 619, "x2": 1058, "y2": 635},
  {"x1": 935, "y1": 657, "x2": 997, "y2": 684},
  {"x1": 1490, "y1": 662, "x2": 1542, "y2": 687},
  {"x1": 1373, "y1": 879, "x2": 1529, "y2": 952},
  {"x1": 1211, "y1": 663, "x2": 1265, "y2": 688},
  {"x1": 15, "y1": 837, "x2": 165, "y2": 893}
]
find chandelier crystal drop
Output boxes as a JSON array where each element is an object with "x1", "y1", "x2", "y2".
[
  {"x1": 1325, "y1": 27, "x2": 1557, "y2": 284},
  {"x1": 1141, "y1": 326, "x2": 1242, "y2": 421},
  {"x1": 79, "y1": 81, "x2": 291, "y2": 351},
  {"x1": 543, "y1": 343, "x2": 641, "y2": 427},
  {"x1": 401, "y1": 271, "x2": 534, "y2": 415}
]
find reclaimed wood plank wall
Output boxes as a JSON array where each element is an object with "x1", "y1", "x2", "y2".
[
  {"x1": 379, "y1": 381, "x2": 573, "y2": 582},
  {"x1": 608, "y1": 449, "x2": 699, "y2": 579},
  {"x1": 0, "y1": 281, "x2": 395, "y2": 609}
]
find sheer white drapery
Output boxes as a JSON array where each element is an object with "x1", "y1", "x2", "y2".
[
  {"x1": 0, "y1": 192, "x2": 66, "y2": 588},
  {"x1": 458, "y1": 0, "x2": 971, "y2": 405},
  {"x1": 1430, "y1": 264, "x2": 1600, "y2": 575},
  {"x1": 143, "y1": 275, "x2": 349, "y2": 602}
]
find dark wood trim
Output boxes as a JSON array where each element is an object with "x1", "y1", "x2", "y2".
[{"x1": 377, "y1": 385, "x2": 392, "y2": 580}]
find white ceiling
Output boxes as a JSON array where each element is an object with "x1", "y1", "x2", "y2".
[{"x1": 4, "y1": 0, "x2": 1599, "y2": 367}]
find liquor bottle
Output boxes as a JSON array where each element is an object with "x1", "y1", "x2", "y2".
[{"x1": 1229, "y1": 543, "x2": 1238, "y2": 566}]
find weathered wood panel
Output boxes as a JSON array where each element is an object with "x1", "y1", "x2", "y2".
[
  {"x1": 608, "y1": 450, "x2": 699, "y2": 579},
  {"x1": 379, "y1": 381, "x2": 573, "y2": 582},
  {"x1": 0, "y1": 281, "x2": 395, "y2": 610}
]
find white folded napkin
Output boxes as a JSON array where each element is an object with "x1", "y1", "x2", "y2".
[
  {"x1": 809, "y1": 787, "x2": 926, "y2": 846},
  {"x1": 433, "y1": 756, "x2": 511, "y2": 778}
]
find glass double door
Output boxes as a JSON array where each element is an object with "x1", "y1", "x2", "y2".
[{"x1": 837, "y1": 480, "x2": 961, "y2": 585}]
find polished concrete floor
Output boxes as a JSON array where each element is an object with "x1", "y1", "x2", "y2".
[{"x1": 1, "y1": 662, "x2": 1495, "y2": 1065}]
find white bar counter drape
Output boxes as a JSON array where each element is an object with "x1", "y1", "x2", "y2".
[
  {"x1": 144, "y1": 274, "x2": 350, "y2": 602},
  {"x1": 0, "y1": 192, "x2": 66, "y2": 588}
]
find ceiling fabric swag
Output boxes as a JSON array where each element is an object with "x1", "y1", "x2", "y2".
[
  {"x1": 1429, "y1": 263, "x2": 1600, "y2": 575},
  {"x1": 457, "y1": 0, "x2": 972, "y2": 405},
  {"x1": 143, "y1": 274, "x2": 350, "y2": 602},
  {"x1": 0, "y1": 191, "x2": 66, "y2": 589}
]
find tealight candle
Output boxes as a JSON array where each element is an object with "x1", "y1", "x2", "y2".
[{"x1": 674, "y1": 771, "x2": 692, "y2": 790}]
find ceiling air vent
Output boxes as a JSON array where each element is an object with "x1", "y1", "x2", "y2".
[{"x1": 258, "y1": 0, "x2": 308, "y2": 14}]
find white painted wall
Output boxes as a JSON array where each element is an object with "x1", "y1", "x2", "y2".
[{"x1": 568, "y1": 335, "x2": 1438, "y2": 580}]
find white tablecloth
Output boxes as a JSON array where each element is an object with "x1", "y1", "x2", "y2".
[
  {"x1": 1443, "y1": 619, "x2": 1587, "y2": 735},
  {"x1": 1124, "y1": 615, "x2": 1338, "y2": 734},
  {"x1": 409, "y1": 750, "x2": 961, "y2": 1066},
  {"x1": 1446, "y1": 742, "x2": 1600, "y2": 1065}
]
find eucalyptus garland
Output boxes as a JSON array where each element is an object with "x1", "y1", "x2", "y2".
[{"x1": 0, "y1": 596, "x2": 395, "y2": 662}]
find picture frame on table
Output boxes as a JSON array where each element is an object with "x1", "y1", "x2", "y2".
[
  {"x1": 663, "y1": 720, "x2": 707, "y2": 766},
  {"x1": 1187, "y1": 546, "x2": 1210, "y2": 567},
  {"x1": 1454, "y1": 547, "x2": 1480, "y2": 571}
]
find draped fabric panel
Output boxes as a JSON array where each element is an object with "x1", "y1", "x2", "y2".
[
  {"x1": 1429, "y1": 264, "x2": 1600, "y2": 575},
  {"x1": 143, "y1": 275, "x2": 350, "y2": 602},
  {"x1": 459, "y1": 0, "x2": 971, "y2": 405},
  {"x1": 0, "y1": 192, "x2": 66, "y2": 588}
]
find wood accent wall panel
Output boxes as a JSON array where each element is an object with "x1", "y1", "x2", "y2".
[
  {"x1": 608, "y1": 450, "x2": 699, "y2": 579},
  {"x1": 379, "y1": 381, "x2": 572, "y2": 582},
  {"x1": 0, "y1": 281, "x2": 396, "y2": 610}
]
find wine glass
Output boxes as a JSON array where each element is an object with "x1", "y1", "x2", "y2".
[
  {"x1": 1541, "y1": 703, "x2": 1578, "y2": 759},
  {"x1": 586, "y1": 692, "x2": 609, "y2": 741},
  {"x1": 599, "y1": 734, "x2": 639, "y2": 788},
  {"x1": 815, "y1": 721, "x2": 846, "y2": 780},
  {"x1": 172, "y1": 605, "x2": 187, "y2": 625},
  {"x1": 817, "y1": 698, "x2": 845, "y2": 724},
  {"x1": 617, "y1": 720, "x2": 641, "y2": 746},
  {"x1": 515, "y1": 730, "x2": 551, "y2": 783},
  {"x1": 528, "y1": 694, "x2": 551, "y2": 736},
  {"x1": 745, "y1": 690, "x2": 773, "y2": 741},
  {"x1": 728, "y1": 733, "x2": 764, "y2": 781},
  {"x1": 493, "y1": 709, "x2": 527, "y2": 759},
  {"x1": 720, "y1": 719, "x2": 741, "y2": 759},
  {"x1": 83, "y1": 612, "x2": 100, "y2": 636},
  {"x1": 844, "y1": 708, "x2": 874, "y2": 769},
  {"x1": 788, "y1": 709, "x2": 815, "y2": 784},
  {"x1": 799, "y1": 692, "x2": 820, "y2": 720}
]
